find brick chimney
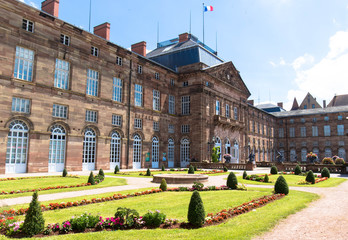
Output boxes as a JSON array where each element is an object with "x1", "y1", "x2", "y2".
[
  {"x1": 277, "y1": 102, "x2": 283, "y2": 108},
  {"x1": 247, "y1": 100, "x2": 254, "y2": 106},
  {"x1": 179, "y1": 33, "x2": 190, "y2": 43},
  {"x1": 94, "y1": 22, "x2": 110, "y2": 41},
  {"x1": 131, "y1": 41, "x2": 147, "y2": 57},
  {"x1": 323, "y1": 100, "x2": 326, "y2": 108},
  {"x1": 41, "y1": 0, "x2": 59, "y2": 18}
]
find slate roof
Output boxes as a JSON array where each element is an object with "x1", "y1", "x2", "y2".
[
  {"x1": 328, "y1": 94, "x2": 348, "y2": 107},
  {"x1": 271, "y1": 105, "x2": 348, "y2": 117}
]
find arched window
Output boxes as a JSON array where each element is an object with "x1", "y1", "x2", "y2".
[
  {"x1": 301, "y1": 148, "x2": 307, "y2": 162},
  {"x1": 180, "y1": 138, "x2": 190, "y2": 167},
  {"x1": 6, "y1": 120, "x2": 29, "y2": 173},
  {"x1": 110, "y1": 131, "x2": 121, "y2": 169},
  {"x1": 231, "y1": 140, "x2": 239, "y2": 163},
  {"x1": 290, "y1": 149, "x2": 296, "y2": 162},
  {"x1": 225, "y1": 138, "x2": 231, "y2": 155},
  {"x1": 152, "y1": 136, "x2": 159, "y2": 168},
  {"x1": 324, "y1": 148, "x2": 332, "y2": 158},
  {"x1": 338, "y1": 148, "x2": 346, "y2": 160},
  {"x1": 133, "y1": 134, "x2": 142, "y2": 169},
  {"x1": 168, "y1": 138, "x2": 174, "y2": 168},
  {"x1": 49, "y1": 125, "x2": 66, "y2": 172},
  {"x1": 82, "y1": 128, "x2": 96, "y2": 171},
  {"x1": 215, "y1": 137, "x2": 221, "y2": 161}
]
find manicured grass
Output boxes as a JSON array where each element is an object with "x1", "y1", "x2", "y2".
[
  {"x1": 0, "y1": 177, "x2": 127, "y2": 200},
  {"x1": 8, "y1": 189, "x2": 318, "y2": 240},
  {"x1": 106, "y1": 170, "x2": 229, "y2": 178},
  {"x1": 237, "y1": 174, "x2": 346, "y2": 187}
]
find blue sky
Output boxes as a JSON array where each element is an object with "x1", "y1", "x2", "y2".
[{"x1": 20, "y1": 0, "x2": 348, "y2": 110}]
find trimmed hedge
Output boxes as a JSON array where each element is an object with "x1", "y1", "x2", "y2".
[
  {"x1": 274, "y1": 175, "x2": 289, "y2": 195},
  {"x1": 187, "y1": 190, "x2": 205, "y2": 227},
  {"x1": 294, "y1": 165, "x2": 301, "y2": 175},
  {"x1": 114, "y1": 165, "x2": 119, "y2": 174},
  {"x1": 242, "y1": 170, "x2": 247, "y2": 179},
  {"x1": 22, "y1": 192, "x2": 45, "y2": 236},
  {"x1": 188, "y1": 165, "x2": 195, "y2": 174},
  {"x1": 88, "y1": 171, "x2": 95, "y2": 185},
  {"x1": 321, "y1": 167, "x2": 330, "y2": 178},
  {"x1": 270, "y1": 166, "x2": 278, "y2": 175},
  {"x1": 159, "y1": 178, "x2": 167, "y2": 191},
  {"x1": 306, "y1": 170, "x2": 315, "y2": 184},
  {"x1": 62, "y1": 168, "x2": 67, "y2": 177},
  {"x1": 226, "y1": 172, "x2": 238, "y2": 189}
]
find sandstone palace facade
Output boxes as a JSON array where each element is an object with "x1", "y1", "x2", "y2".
[{"x1": 0, "y1": 0, "x2": 347, "y2": 174}]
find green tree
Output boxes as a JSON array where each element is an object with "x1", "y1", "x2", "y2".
[
  {"x1": 294, "y1": 165, "x2": 301, "y2": 175},
  {"x1": 188, "y1": 165, "x2": 195, "y2": 174},
  {"x1": 274, "y1": 175, "x2": 289, "y2": 195},
  {"x1": 226, "y1": 172, "x2": 238, "y2": 189},
  {"x1": 161, "y1": 165, "x2": 165, "y2": 171},
  {"x1": 62, "y1": 168, "x2": 68, "y2": 177},
  {"x1": 242, "y1": 170, "x2": 247, "y2": 179},
  {"x1": 264, "y1": 174, "x2": 269, "y2": 183},
  {"x1": 88, "y1": 171, "x2": 95, "y2": 185},
  {"x1": 306, "y1": 170, "x2": 315, "y2": 184},
  {"x1": 187, "y1": 190, "x2": 205, "y2": 227},
  {"x1": 270, "y1": 166, "x2": 278, "y2": 174},
  {"x1": 98, "y1": 168, "x2": 105, "y2": 177},
  {"x1": 321, "y1": 167, "x2": 330, "y2": 178},
  {"x1": 22, "y1": 192, "x2": 45, "y2": 236},
  {"x1": 159, "y1": 178, "x2": 167, "y2": 191},
  {"x1": 211, "y1": 147, "x2": 219, "y2": 163},
  {"x1": 114, "y1": 165, "x2": 119, "y2": 174},
  {"x1": 146, "y1": 168, "x2": 151, "y2": 176}
]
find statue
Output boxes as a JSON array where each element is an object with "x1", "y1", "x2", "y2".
[
  {"x1": 276, "y1": 151, "x2": 284, "y2": 163},
  {"x1": 248, "y1": 153, "x2": 255, "y2": 163}
]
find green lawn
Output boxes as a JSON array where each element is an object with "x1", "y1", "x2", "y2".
[
  {"x1": 237, "y1": 174, "x2": 346, "y2": 187},
  {"x1": 6, "y1": 188, "x2": 318, "y2": 240},
  {"x1": 0, "y1": 176, "x2": 127, "y2": 200},
  {"x1": 106, "y1": 170, "x2": 229, "y2": 178}
]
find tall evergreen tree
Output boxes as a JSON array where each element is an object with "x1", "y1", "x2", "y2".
[{"x1": 23, "y1": 192, "x2": 45, "y2": 236}]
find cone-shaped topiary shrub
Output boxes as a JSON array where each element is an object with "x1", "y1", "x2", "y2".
[
  {"x1": 306, "y1": 170, "x2": 315, "y2": 184},
  {"x1": 161, "y1": 165, "x2": 165, "y2": 171},
  {"x1": 188, "y1": 165, "x2": 195, "y2": 174},
  {"x1": 294, "y1": 165, "x2": 301, "y2": 175},
  {"x1": 194, "y1": 165, "x2": 197, "y2": 171},
  {"x1": 226, "y1": 172, "x2": 238, "y2": 189},
  {"x1": 62, "y1": 168, "x2": 67, "y2": 177},
  {"x1": 159, "y1": 178, "x2": 167, "y2": 191},
  {"x1": 274, "y1": 175, "x2": 289, "y2": 195},
  {"x1": 98, "y1": 168, "x2": 105, "y2": 177},
  {"x1": 23, "y1": 192, "x2": 45, "y2": 236},
  {"x1": 243, "y1": 170, "x2": 247, "y2": 179},
  {"x1": 270, "y1": 166, "x2": 278, "y2": 174},
  {"x1": 88, "y1": 171, "x2": 95, "y2": 185},
  {"x1": 187, "y1": 190, "x2": 205, "y2": 227},
  {"x1": 223, "y1": 166, "x2": 228, "y2": 172},
  {"x1": 264, "y1": 174, "x2": 269, "y2": 183},
  {"x1": 321, "y1": 167, "x2": 330, "y2": 178},
  {"x1": 146, "y1": 168, "x2": 151, "y2": 176},
  {"x1": 114, "y1": 165, "x2": 119, "y2": 174}
]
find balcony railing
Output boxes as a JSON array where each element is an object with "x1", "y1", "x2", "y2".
[{"x1": 213, "y1": 115, "x2": 244, "y2": 130}]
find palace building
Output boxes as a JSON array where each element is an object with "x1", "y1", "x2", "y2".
[{"x1": 0, "y1": 0, "x2": 347, "y2": 174}]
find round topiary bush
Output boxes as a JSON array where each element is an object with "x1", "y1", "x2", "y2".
[
  {"x1": 335, "y1": 158, "x2": 345, "y2": 165},
  {"x1": 264, "y1": 174, "x2": 269, "y2": 183},
  {"x1": 223, "y1": 166, "x2": 228, "y2": 172},
  {"x1": 188, "y1": 165, "x2": 195, "y2": 174},
  {"x1": 321, "y1": 167, "x2": 330, "y2": 178},
  {"x1": 23, "y1": 192, "x2": 45, "y2": 236},
  {"x1": 242, "y1": 170, "x2": 247, "y2": 179},
  {"x1": 161, "y1": 165, "x2": 165, "y2": 171},
  {"x1": 294, "y1": 165, "x2": 301, "y2": 175},
  {"x1": 305, "y1": 170, "x2": 315, "y2": 184},
  {"x1": 226, "y1": 172, "x2": 238, "y2": 189},
  {"x1": 270, "y1": 166, "x2": 278, "y2": 175},
  {"x1": 114, "y1": 165, "x2": 119, "y2": 174},
  {"x1": 62, "y1": 168, "x2": 68, "y2": 177},
  {"x1": 274, "y1": 175, "x2": 289, "y2": 195},
  {"x1": 322, "y1": 157, "x2": 334, "y2": 165},
  {"x1": 187, "y1": 190, "x2": 205, "y2": 227},
  {"x1": 146, "y1": 168, "x2": 151, "y2": 176},
  {"x1": 88, "y1": 171, "x2": 95, "y2": 185},
  {"x1": 159, "y1": 178, "x2": 167, "y2": 191}
]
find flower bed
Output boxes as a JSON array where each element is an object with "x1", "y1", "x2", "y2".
[
  {"x1": 245, "y1": 174, "x2": 273, "y2": 183},
  {"x1": 297, "y1": 177, "x2": 328, "y2": 185},
  {"x1": 0, "y1": 175, "x2": 80, "y2": 182}
]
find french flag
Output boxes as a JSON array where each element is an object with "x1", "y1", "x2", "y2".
[{"x1": 204, "y1": 5, "x2": 213, "y2": 12}]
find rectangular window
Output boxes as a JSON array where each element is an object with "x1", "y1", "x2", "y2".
[
  {"x1": 183, "y1": 81, "x2": 188, "y2": 87},
  {"x1": 91, "y1": 46, "x2": 98, "y2": 57},
  {"x1": 313, "y1": 118, "x2": 317, "y2": 123},
  {"x1": 22, "y1": 19, "x2": 34, "y2": 32},
  {"x1": 226, "y1": 104, "x2": 230, "y2": 118},
  {"x1": 12, "y1": 97, "x2": 30, "y2": 113},
  {"x1": 14, "y1": 46, "x2": 34, "y2": 81},
  {"x1": 300, "y1": 127, "x2": 306, "y2": 137},
  {"x1": 289, "y1": 127, "x2": 295, "y2": 138},
  {"x1": 312, "y1": 104, "x2": 315, "y2": 109},
  {"x1": 86, "y1": 69, "x2": 99, "y2": 96},
  {"x1": 338, "y1": 115, "x2": 343, "y2": 120},
  {"x1": 181, "y1": 124, "x2": 190, "y2": 133},
  {"x1": 134, "y1": 84, "x2": 143, "y2": 107},
  {"x1": 252, "y1": 121, "x2": 255, "y2": 132},
  {"x1": 137, "y1": 65, "x2": 142, "y2": 74},
  {"x1": 337, "y1": 125, "x2": 344, "y2": 136},
  {"x1": 112, "y1": 114, "x2": 122, "y2": 126},
  {"x1": 85, "y1": 110, "x2": 97, "y2": 123},
  {"x1": 112, "y1": 77, "x2": 122, "y2": 102},
  {"x1": 116, "y1": 56, "x2": 122, "y2": 66},
  {"x1": 169, "y1": 95, "x2": 175, "y2": 114},
  {"x1": 52, "y1": 104, "x2": 68, "y2": 118},
  {"x1": 155, "y1": 72, "x2": 159, "y2": 80},
  {"x1": 279, "y1": 128, "x2": 284, "y2": 138},
  {"x1": 170, "y1": 79, "x2": 175, "y2": 86},
  {"x1": 153, "y1": 90, "x2": 160, "y2": 111},
  {"x1": 153, "y1": 121, "x2": 159, "y2": 131},
  {"x1": 60, "y1": 34, "x2": 70, "y2": 46},
  {"x1": 324, "y1": 125, "x2": 331, "y2": 136},
  {"x1": 312, "y1": 126, "x2": 318, "y2": 137},
  {"x1": 54, "y1": 59, "x2": 70, "y2": 89},
  {"x1": 168, "y1": 124, "x2": 174, "y2": 133},
  {"x1": 324, "y1": 116, "x2": 329, "y2": 121},
  {"x1": 215, "y1": 100, "x2": 220, "y2": 115},
  {"x1": 234, "y1": 107, "x2": 238, "y2": 120},
  {"x1": 134, "y1": 118, "x2": 142, "y2": 129},
  {"x1": 181, "y1": 96, "x2": 190, "y2": 115}
]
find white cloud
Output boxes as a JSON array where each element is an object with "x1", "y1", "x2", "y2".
[
  {"x1": 18, "y1": 0, "x2": 25, "y2": 2},
  {"x1": 285, "y1": 30, "x2": 348, "y2": 110},
  {"x1": 29, "y1": 1, "x2": 38, "y2": 9},
  {"x1": 269, "y1": 57, "x2": 286, "y2": 67}
]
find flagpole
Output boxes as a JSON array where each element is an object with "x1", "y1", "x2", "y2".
[
  {"x1": 203, "y1": 3, "x2": 205, "y2": 44},
  {"x1": 189, "y1": 10, "x2": 192, "y2": 34},
  {"x1": 89, "y1": 0, "x2": 92, "y2": 32}
]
